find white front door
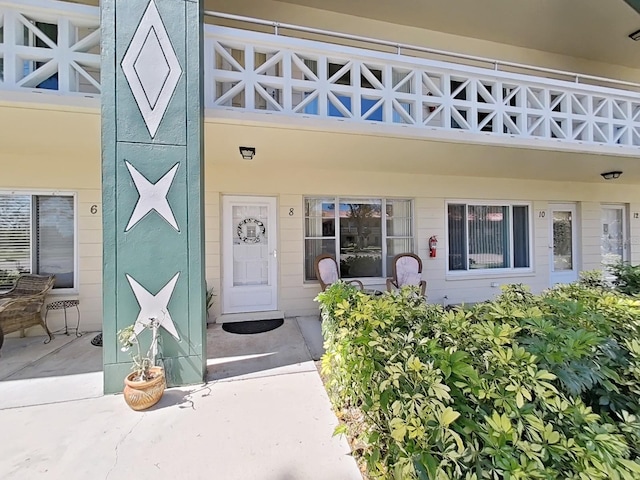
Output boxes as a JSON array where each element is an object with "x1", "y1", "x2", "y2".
[
  {"x1": 222, "y1": 196, "x2": 277, "y2": 314},
  {"x1": 549, "y1": 203, "x2": 579, "y2": 285},
  {"x1": 601, "y1": 205, "x2": 628, "y2": 267}
]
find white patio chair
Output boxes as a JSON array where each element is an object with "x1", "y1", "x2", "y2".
[
  {"x1": 314, "y1": 254, "x2": 364, "y2": 291},
  {"x1": 386, "y1": 253, "x2": 427, "y2": 296}
]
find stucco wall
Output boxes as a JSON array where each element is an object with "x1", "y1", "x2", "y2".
[
  {"x1": 2, "y1": 94, "x2": 640, "y2": 328},
  {"x1": 203, "y1": 122, "x2": 640, "y2": 317}
]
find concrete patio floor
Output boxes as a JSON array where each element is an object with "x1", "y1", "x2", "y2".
[{"x1": 0, "y1": 318, "x2": 362, "y2": 480}]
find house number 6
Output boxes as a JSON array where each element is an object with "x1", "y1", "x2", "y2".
[{"x1": 90, "y1": 205, "x2": 98, "y2": 214}]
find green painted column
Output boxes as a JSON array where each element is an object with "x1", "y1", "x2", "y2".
[{"x1": 101, "y1": 0, "x2": 206, "y2": 394}]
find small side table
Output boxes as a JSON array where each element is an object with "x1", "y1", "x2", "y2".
[{"x1": 45, "y1": 300, "x2": 81, "y2": 339}]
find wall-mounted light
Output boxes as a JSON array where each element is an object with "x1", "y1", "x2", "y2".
[
  {"x1": 239, "y1": 146, "x2": 256, "y2": 160},
  {"x1": 601, "y1": 170, "x2": 623, "y2": 180},
  {"x1": 629, "y1": 29, "x2": 640, "y2": 41}
]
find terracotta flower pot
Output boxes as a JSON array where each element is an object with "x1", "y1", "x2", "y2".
[{"x1": 123, "y1": 366, "x2": 166, "y2": 411}]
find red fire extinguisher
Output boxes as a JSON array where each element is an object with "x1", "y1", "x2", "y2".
[{"x1": 429, "y1": 235, "x2": 438, "y2": 258}]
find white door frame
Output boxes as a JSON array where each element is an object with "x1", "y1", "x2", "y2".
[
  {"x1": 222, "y1": 195, "x2": 278, "y2": 314},
  {"x1": 549, "y1": 203, "x2": 579, "y2": 285}
]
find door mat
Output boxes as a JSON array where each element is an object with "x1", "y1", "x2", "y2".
[
  {"x1": 222, "y1": 318, "x2": 284, "y2": 335},
  {"x1": 90, "y1": 332, "x2": 102, "y2": 347}
]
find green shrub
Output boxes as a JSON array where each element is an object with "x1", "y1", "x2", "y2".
[
  {"x1": 609, "y1": 262, "x2": 640, "y2": 296},
  {"x1": 577, "y1": 270, "x2": 610, "y2": 290},
  {"x1": 318, "y1": 282, "x2": 640, "y2": 479}
]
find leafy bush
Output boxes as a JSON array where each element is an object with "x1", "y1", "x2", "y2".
[
  {"x1": 318, "y1": 282, "x2": 640, "y2": 479},
  {"x1": 577, "y1": 270, "x2": 610, "y2": 290},
  {"x1": 608, "y1": 262, "x2": 640, "y2": 296}
]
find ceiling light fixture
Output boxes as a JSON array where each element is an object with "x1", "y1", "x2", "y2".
[
  {"x1": 601, "y1": 170, "x2": 623, "y2": 180},
  {"x1": 629, "y1": 29, "x2": 640, "y2": 41},
  {"x1": 239, "y1": 146, "x2": 256, "y2": 160}
]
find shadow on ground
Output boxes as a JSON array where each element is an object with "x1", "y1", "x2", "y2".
[{"x1": 206, "y1": 317, "x2": 323, "y2": 381}]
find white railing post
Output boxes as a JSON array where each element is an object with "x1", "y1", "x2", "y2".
[
  {"x1": 2, "y1": 10, "x2": 18, "y2": 89},
  {"x1": 57, "y1": 16, "x2": 72, "y2": 93}
]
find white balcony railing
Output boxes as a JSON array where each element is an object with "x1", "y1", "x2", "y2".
[
  {"x1": 2, "y1": 0, "x2": 640, "y2": 152},
  {"x1": 207, "y1": 25, "x2": 640, "y2": 150},
  {"x1": 0, "y1": 0, "x2": 100, "y2": 96}
]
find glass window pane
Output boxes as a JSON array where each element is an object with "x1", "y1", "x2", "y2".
[
  {"x1": 339, "y1": 199, "x2": 382, "y2": 278},
  {"x1": 305, "y1": 218, "x2": 335, "y2": 238},
  {"x1": 468, "y1": 205, "x2": 509, "y2": 269},
  {"x1": 0, "y1": 195, "x2": 31, "y2": 289},
  {"x1": 553, "y1": 211, "x2": 573, "y2": 271},
  {"x1": 386, "y1": 199, "x2": 412, "y2": 236},
  {"x1": 601, "y1": 207, "x2": 624, "y2": 265},
  {"x1": 304, "y1": 239, "x2": 335, "y2": 281},
  {"x1": 448, "y1": 204, "x2": 466, "y2": 271},
  {"x1": 35, "y1": 196, "x2": 74, "y2": 288},
  {"x1": 305, "y1": 198, "x2": 335, "y2": 237},
  {"x1": 232, "y1": 205, "x2": 269, "y2": 287},
  {"x1": 513, "y1": 206, "x2": 530, "y2": 268},
  {"x1": 386, "y1": 238, "x2": 414, "y2": 274}
]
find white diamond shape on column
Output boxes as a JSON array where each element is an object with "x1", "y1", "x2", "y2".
[{"x1": 121, "y1": 0, "x2": 182, "y2": 138}]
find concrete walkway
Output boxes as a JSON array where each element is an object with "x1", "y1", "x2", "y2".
[{"x1": 0, "y1": 318, "x2": 362, "y2": 480}]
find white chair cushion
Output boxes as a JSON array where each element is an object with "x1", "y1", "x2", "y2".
[
  {"x1": 318, "y1": 258, "x2": 339, "y2": 285},
  {"x1": 396, "y1": 256, "x2": 421, "y2": 286}
]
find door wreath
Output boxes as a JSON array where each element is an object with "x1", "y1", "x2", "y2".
[{"x1": 237, "y1": 218, "x2": 266, "y2": 243}]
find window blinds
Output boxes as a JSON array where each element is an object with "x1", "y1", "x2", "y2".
[
  {"x1": 35, "y1": 196, "x2": 75, "y2": 288},
  {"x1": 0, "y1": 195, "x2": 32, "y2": 289}
]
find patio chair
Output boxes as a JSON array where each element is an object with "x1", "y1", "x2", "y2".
[
  {"x1": 314, "y1": 254, "x2": 364, "y2": 291},
  {"x1": 0, "y1": 274, "x2": 56, "y2": 351},
  {"x1": 386, "y1": 253, "x2": 427, "y2": 296}
]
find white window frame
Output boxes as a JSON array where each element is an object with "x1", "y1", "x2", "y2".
[
  {"x1": 446, "y1": 200, "x2": 534, "y2": 277},
  {"x1": 0, "y1": 190, "x2": 78, "y2": 294},
  {"x1": 304, "y1": 196, "x2": 415, "y2": 284}
]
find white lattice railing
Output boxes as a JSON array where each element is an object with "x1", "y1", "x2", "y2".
[
  {"x1": 207, "y1": 26, "x2": 640, "y2": 149},
  {"x1": 0, "y1": 0, "x2": 100, "y2": 96},
  {"x1": 3, "y1": 0, "x2": 640, "y2": 151}
]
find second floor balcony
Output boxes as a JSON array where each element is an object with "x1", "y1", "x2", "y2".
[{"x1": 2, "y1": 0, "x2": 640, "y2": 157}]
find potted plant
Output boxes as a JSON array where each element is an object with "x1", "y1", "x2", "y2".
[
  {"x1": 118, "y1": 316, "x2": 166, "y2": 411},
  {"x1": 206, "y1": 283, "x2": 216, "y2": 323}
]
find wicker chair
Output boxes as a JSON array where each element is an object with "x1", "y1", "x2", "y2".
[
  {"x1": 314, "y1": 254, "x2": 364, "y2": 291},
  {"x1": 386, "y1": 253, "x2": 427, "y2": 296},
  {"x1": 0, "y1": 274, "x2": 56, "y2": 351}
]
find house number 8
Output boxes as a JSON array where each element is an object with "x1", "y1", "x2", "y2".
[
  {"x1": 90, "y1": 205, "x2": 98, "y2": 215},
  {"x1": 289, "y1": 208, "x2": 294, "y2": 216}
]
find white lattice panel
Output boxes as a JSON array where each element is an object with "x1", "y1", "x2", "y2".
[
  {"x1": 2, "y1": 1, "x2": 640, "y2": 151},
  {"x1": 0, "y1": 0, "x2": 100, "y2": 95},
  {"x1": 206, "y1": 26, "x2": 640, "y2": 149}
]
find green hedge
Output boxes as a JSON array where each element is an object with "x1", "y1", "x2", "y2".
[{"x1": 318, "y1": 283, "x2": 640, "y2": 479}]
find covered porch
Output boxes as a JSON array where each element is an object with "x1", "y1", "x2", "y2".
[{"x1": 0, "y1": 317, "x2": 357, "y2": 479}]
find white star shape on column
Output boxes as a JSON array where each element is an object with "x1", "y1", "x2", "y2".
[
  {"x1": 126, "y1": 272, "x2": 181, "y2": 340},
  {"x1": 125, "y1": 161, "x2": 180, "y2": 232}
]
